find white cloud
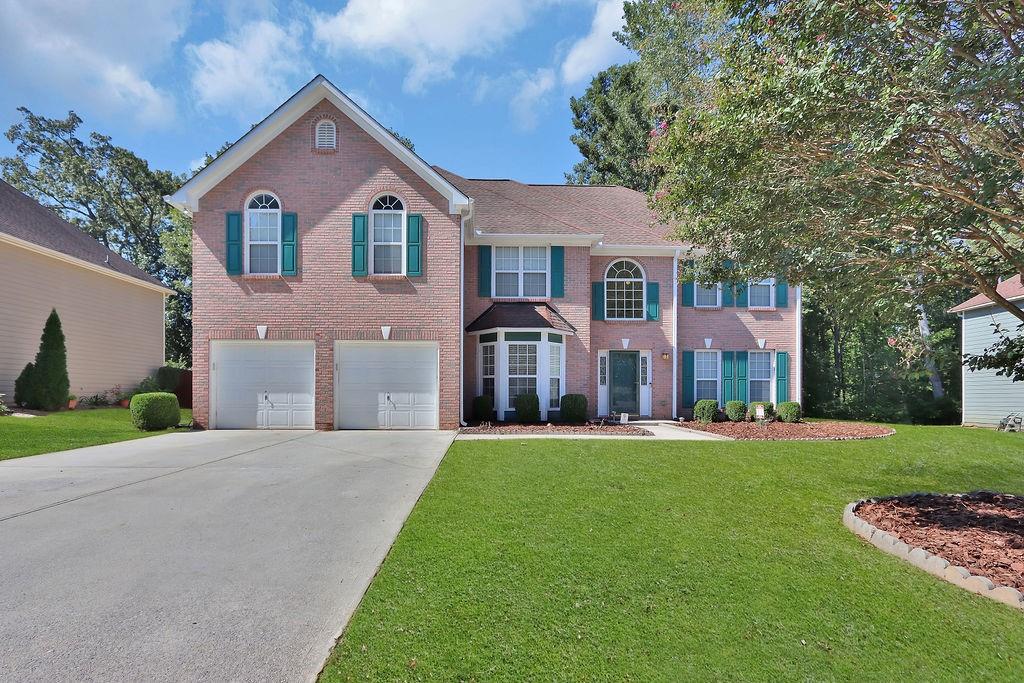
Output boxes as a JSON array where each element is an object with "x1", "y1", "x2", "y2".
[
  {"x1": 0, "y1": 0, "x2": 188, "y2": 127},
  {"x1": 312, "y1": 0, "x2": 558, "y2": 93},
  {"x1": 510, "y1": 68, "x2": 557, "y2": 130},
  {"x1": 186, "y1": 20, "x2": 309, "y2": 120},
  {"x1": 560, "y1": 0, "x2": 631, "y2": 85}
]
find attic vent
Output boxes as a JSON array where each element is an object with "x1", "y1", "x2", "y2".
[{"x1": 315, "y1": 120, "x2": 336, "y2": 150}]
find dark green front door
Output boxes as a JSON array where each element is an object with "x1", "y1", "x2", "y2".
[{"x1": 609, "y1": 351, "x2": 639, "y2": 415}]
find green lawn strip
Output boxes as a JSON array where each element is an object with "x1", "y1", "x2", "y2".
[
  {"x1": 321, "y1": 426, "x2": 1024, "y2": 681},
  {"x1": 0, "y1": 407, "x2": 193, "y2": 460}
]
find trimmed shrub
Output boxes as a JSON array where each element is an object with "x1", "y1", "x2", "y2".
[
  {"x1": 514, "y1": 392, "x2": 540, "y2": 423},
  {"x1": 472, "y1": 394, "x2": 494, "y2": 422},
  {"x1": 693, "y1": 399, "x2": 719, "y2": 424},
  {"x1": 777, "y1": 401, "x2": 802, "y2": 423},
  {"x1": 748, "y1": 402, "x2": 775, "y2": 420},
  {"x1": 130, "y1": 392, "x2": 180, "y2": 431},
  {"x1": 560, "y1": 394, "x2": 588, "y2": 423},
  {"x1": 724, "y1": 400, "x2": 747, "y2": 422},
  {"x1": 14, "y1": 362, "x2": 35, "y2": 407},
  {"x1": 155, "y1": 365, "x2": 183, "y2": 392}
]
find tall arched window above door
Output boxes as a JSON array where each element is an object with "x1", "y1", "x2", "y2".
[
  {"x1": 245, "y1": 192, "x2": 281, "y2": 274},
  {"x1": 604, "y1": 259, "x2": 646, "y2": 320},
  {"x1": 370, "y1": 194, "x2": 405, "y2": 274}
]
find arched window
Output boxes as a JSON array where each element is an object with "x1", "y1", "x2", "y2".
[
  {"x1": 605, "y1": 259, "x2": 645, "y2": 320},
  {"x1": 371, "y1": 194, "x2": 405, "y2": 274},
  {"x1": 245, "y1": 192, "x2": 281, "y2": 274},
  {"x1": 315, "y1": 120, "x2": 336, "y2": 149}
]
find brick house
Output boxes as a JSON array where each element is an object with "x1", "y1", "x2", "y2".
[{"x1": 167, "y1": 75, "x2": 801, "y2": 430}]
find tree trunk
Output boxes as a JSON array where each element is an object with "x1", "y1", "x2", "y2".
[{"x1": 916, "y1": 300, "x2": 946, "y2": 399}]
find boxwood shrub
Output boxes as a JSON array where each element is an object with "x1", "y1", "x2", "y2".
[
  {"x1": 130, "y1": 392, "x2": 180, "y2": 431},
  {"x1": 748, "y1": 401, "x2": 775, "y2": 420},
  {"x1": 693, "y1": 399, "x2": 719, "y2": 424},
  {"x1": 777, "y1": 401, "x2": 802, "y2": 423},
  {"x1": 559, "y1": 394, "x2": 587, "y2": 423},
  {"x1": 472, "y1": 394, "x2": 494, "y2": 422},
  {"x1": 514, "y1": 392, "x2": 540, "y2": 423},
  {"x1": 724, "y1": 400, "x2": 747, "y2": 422}
]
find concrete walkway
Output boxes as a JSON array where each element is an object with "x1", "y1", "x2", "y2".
[
  {"x1": 456, "y1": 420, "x2": 731, "y2": 441},
  {"x1": 0, "y1": 429, "x2": 454, "y2": 682}
]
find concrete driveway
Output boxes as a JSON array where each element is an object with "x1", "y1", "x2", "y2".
[{"x1": 0, "y1": 429, "x2": 453, "y2": 682}]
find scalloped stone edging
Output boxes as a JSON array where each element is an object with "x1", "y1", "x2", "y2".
[{"x1": 843, "y1": 493, "x2": 1024, "y2": 611}]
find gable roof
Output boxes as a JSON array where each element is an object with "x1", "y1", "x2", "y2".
[
  {"x1": 435, "y1": 167, "x2": 677, "y2": 250},
  {"x1": 0, "y1": 179, "x2": 171, "y2": 294},
  {"x1": 949, "y1": 275, "x2": 1024, "y2": 313},
  {"x1": 166, "y1": 75, "x2": 470, "y2": 215}
]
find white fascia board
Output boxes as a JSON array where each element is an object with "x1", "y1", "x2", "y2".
[
  {"x1": 591, "y1": 243, "x2": 680, "y2": 256},
  {"x1": 950, "y1": 296, "x2": 1024, "y2": 314},
  {"x1": 467, "y1": 232, "x2": 602, "y2": 247},
  {"x1": 467, "y1": 327, "x2": 576, "y2": 337},
  {"x1": 165, "y1": 76, "x2": 470, "y2": 215}
]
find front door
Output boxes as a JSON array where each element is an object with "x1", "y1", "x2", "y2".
[{"x1": 609, "y1": 351, "x2": 639, "y2": 415}]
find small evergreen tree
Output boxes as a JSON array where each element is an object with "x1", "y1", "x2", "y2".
[
  {"x1": 13, "y1": 362, "x2": 35, "y2": 407},
  {"x1": 26, "y1": 309, "x2": 70, "y2": 410}
]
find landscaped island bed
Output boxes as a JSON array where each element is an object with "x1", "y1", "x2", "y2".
[
  {"x1": 857, "y1": 492, "x2": 1023, "y2": 592},
  {"x1": 680, "y1": 420, "x2": 894, "y2": 440},
  {"x1": 461, "y1": 422, "x2": 653, "y2": 436}
]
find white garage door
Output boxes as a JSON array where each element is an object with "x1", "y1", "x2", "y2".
[
  {"x1": 212, "y1": 342, "x2": 315, "y2": 429},
  {"x1": 335, "y1": 343, "x2": 438, "y2": 429}
]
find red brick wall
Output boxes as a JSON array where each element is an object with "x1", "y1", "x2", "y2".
[{"x1": 192, "y1": 99, "x2": 462, "y2": 429}]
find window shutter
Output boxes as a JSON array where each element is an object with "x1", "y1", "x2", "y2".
[
  {"x1": 722, "y1": 351, "x2": 735, "y2": 402},
  {"x1": 646, "y1": 282, "x2": 660, "y2": 320},
  {"x1": 776, "y1": 351, "x2": 789, "y2": 402},
  {"x1": 591, "y1": 282, "x2": 605, "y2": 320},
  {"x1": 776, "y1": 279, "x2": 789, "y2": 308},
  {"x1": 735, "y1": 351, "x2": 748, "y2": 403},
  {"x1": 352, "y1": 213, "x2": 368, "y2": 276},
  {"x1": 682, "y1": 281, "x2": 694, "y2": 307},
  {"x1": 281, "y1": 212, "x2": 298, "y2": 276},
  {"x1": 550, "y1": 246, "x2": 564, "y2": 297},
  {"x1": 406, "y1": 213, "x2": 423, "y2": 276},
  {"x1": 682, "y1": 350, "x2": 695, "y2": 407},
  {"x1": 477, "y1": 246, "x2": 492, "y2": 297},
  {"x1": 225, "y1": 212, "x2": 242, "y2": 275},
  {"x1": 735, "y1": 282, "x2": 748, "y2": 307},
  {"x1": 723, "y1": 283, "x2": 735, "y2": 307}
]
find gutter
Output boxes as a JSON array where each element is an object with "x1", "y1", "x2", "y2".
[{"x1": 672, "y1": 248, "x2": 680, "y2": 419}]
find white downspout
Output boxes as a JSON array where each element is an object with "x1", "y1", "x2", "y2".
[
  {"x1": 459, "y1": 213, "x2": 467, "y2": 426},
  {"x1": 795, "y1": 284, "x2": 803, "y2": 405},
  {"x1": 671, "y1": 248, "x2": 680, "y2": 419}
]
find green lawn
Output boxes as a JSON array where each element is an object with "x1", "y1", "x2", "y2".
[
  {"x1": 321, "y1": 426, "x2": 1024, "y2": 682},
  {"x1": 0, "y1": 407, "x2": 192, "y2": 460}
]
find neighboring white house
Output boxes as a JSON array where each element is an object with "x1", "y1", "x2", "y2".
[
  {"x1": 950, "y1": 276, "x2": 1024, "y2": 427},
  {"x1": 0, "y1": 180, "x2": 172, "y2": 401}
]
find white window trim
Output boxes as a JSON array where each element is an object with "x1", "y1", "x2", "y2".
[
  {"x1": 370, "y1": 194, "x2": 407, "y2": 275},
  {"x1": 478, "y1": 342, "x2": 497, "y2": 408},
  {"x1": 548, "y1": 341, "x2": 565, "y2": 410},
  {"x1": 244, "y1": 191, "x2": 282, "y2": 275},
  {"x1": 747, "y1": 349, "x2": 775, "y2": 404},
  {"x1": 604, "y1": 258, "x2": 647, "y2": 321},
  {"x1": 315, "y1": 120, "x2": 336, "y2": 149},
  {"x1": 491, "y1": 246, "x2": 550, "y2": 299},
  {"x1": 695, "y1": 282, "x2": 722, "y2": 309},
  {"x1": 747, "y1": 278, "x2": 776, "y2": 310},
  {"x1": 694, "y1": 349, "x2": 722, "y2": 405},
  {"x1": 505, "y1": 341, "x2": 539, "y2": 411}
]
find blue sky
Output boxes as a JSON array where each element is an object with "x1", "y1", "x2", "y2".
[{"x1": 0, "y1": 1, "x2": 633, "y2": 184}]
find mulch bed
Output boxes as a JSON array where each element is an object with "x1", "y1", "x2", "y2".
[
  {"x1": 679, "y1": 420, "x2": 894, "y2": 441},
  {"x1": 461, "y1": 422, "x2": 653, "y2": 436},
  {"x1": 857, "y1": 492, "x2": 1024, "y2": 592}
]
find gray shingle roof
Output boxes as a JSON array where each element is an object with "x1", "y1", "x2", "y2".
[{"x1": 466, "y1": 302, "x2": 577, "y2": 333}]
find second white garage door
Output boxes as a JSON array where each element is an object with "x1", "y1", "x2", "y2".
[{"x1": 335, "y1": 343, "x2": 439, "y2": 429}]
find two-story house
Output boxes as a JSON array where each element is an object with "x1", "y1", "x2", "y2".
[{"x1": 167, "y1": 75, "x2": 801, "y2": 430}]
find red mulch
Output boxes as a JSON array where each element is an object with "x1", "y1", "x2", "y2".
[
  {"x1": 857, "y1": 493, "x2": 1024, "y2": 591},
  {"x1": 680, "y1": 420, "x2": 894, "y2": 441},
  {"x1": 461, "y1": 422, "x2": 653, "y2": 436}
]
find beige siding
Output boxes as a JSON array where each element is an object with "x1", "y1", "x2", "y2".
[{"x1": 0, "y1": 243, "x2": 165, "y2": 400}]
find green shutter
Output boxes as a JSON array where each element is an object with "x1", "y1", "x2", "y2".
[
  {"x1": 682, "y1": 281, "x2": 694, "y2": 307},
  {"x1": 591, "y1": 282, "x2": 605, "y2": 320},
  {"x1": 735, "y1": 282, "x2": 748, "y2": 307},
  {"x1": 682, "y1": 351, "x2": 695, "y2": 407},
  {"x1": 722, "y1": 351, "x2": 735, "y2": 402},
  {"x1": 735, "y1": 351, "x2": 748, "y2": 403},
  {"x1": 352, "y1": 213, "x2": 368, "y2": 276},
  {"x1": 776, "y1": 351, "x2": 789, "y2": 402},
  {"x1": 550, "y1": 246, "x2": 564, "y2": 297},
  {"x1": 478, "y1": 246, "x2": 492, "y2": 297},
  {"x1": 225, "y1": 212, "x2": 242, "y2": 275},
  {"x1": 776, "y1": 279, "x2": 789, "y2": 308},
  {"x1": 281, "y1": 212, "x2": 297, "y2": 276},
  {"x1": 406, "y1": 213, "x2": 423, "y2": 276},
  {"x1": 722, "y1": 283, "x2": 734, "y2": 307},
  {"x1": 646, "y1": 282, "x2": 660, "y2": 320}
]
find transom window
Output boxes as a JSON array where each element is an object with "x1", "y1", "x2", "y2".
[
  {"x1": 315, "y1": 120, "x2": 336, "y2": 149},
  {"x1": 549, "y1": 343, "x2": 562, "y2": 409},
  {"x1": 494, "y1": 246, "x2": 548, "y2": 298},
  {"x1": 748, "y1": 278, "x2": 775, "y2": 308},
  {"x1": 695, "y1": 283, "x2": 721, "y2": 308},
  {"x1": 605, "y1": 259, "x2": 645, "y2": 319},
  {"x1": 245, "y1": 193, "x2": 281, "y2": 274},
  {"x1": 507, "y1": 343, "x2": 538, "y2": 410},
  {"x1": 371, "y1": 194, "x2": 405, "y2": 274},
  {"x1": 481, "y1": 343, "x2": 496, "y2": 404},
  {"x1": 749, "y1": 351, "x2": 772, "y2": 403},
  {"x1": 695, "y1": 350, "x2": 720, "y2": 403}
]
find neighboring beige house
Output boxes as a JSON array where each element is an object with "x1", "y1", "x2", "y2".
[{"x1": 0, "y1": 179, "x2": 172, "y2": 401}]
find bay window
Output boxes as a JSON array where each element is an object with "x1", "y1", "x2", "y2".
[
  {"x1": 549, "y1": 342, "x2": 562, "y2": 409},
  {"x1": 481, "y1": 343, "x2": 496, "y2": 403},
  {"x1": 507, "y1": 343, "x2": 538, "y2": 409}
]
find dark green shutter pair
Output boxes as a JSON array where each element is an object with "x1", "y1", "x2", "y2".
[
  {"x1": 591, "y1": 280, "x2": 660, "y2": 321},
  {"x1": 681, "y1": 350, "x2": 790, "y2": 407},
  {"x1": 722, "y1": 352, "x2": 748, "y2": 403},
  {"x1": 351, "y1": 213, "x2": 424, "y2": 276},
  {"x1": 225, "y1": 212, "x2": 297, "y2": 276},
  {"x1": 477, "y1": 245, "x2": 566, "y2": 298}
]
